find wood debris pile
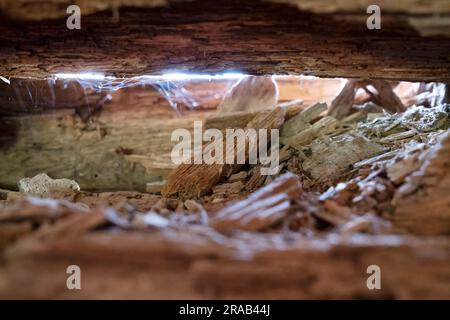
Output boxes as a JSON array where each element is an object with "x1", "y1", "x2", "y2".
[
  {"x1": 0, "y1": 77, "x2": 449, "y2": 299},
  {"x1": 2, "y1": 81, "x2": 449, "y2": 240}
]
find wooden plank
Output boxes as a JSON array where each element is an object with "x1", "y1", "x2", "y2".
[{"x1": 0, "y1": 0, "x2": 449, "y2": 80}]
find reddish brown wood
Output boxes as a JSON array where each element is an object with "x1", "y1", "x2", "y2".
[{"x1": 0, "y1": 0, "x2": 449, "y2": 81}]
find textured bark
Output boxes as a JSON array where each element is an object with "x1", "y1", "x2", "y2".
[
  {"x1": 1, "y1": 0, "x2": 449, "y2": 37},
  {"x1": 0, "y1": 0, "x2": 449, "y2": 80}
]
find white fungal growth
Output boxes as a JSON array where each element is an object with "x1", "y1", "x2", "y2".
[{"x1": 18, "y1": 173, "x2": 80, "y2": 197}]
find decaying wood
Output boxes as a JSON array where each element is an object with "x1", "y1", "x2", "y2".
[
  {"x1": 280, "y1": 96, "x2": 411, "y2": 189},
  {"x1": 3, "y1": 0, "x2": 449, "y2": 21},
  {"x1": 328, "y1": 80, "x2": 359, "y2": 120},
  {"x1": 0, "y1": 221, "x2": 32, "y2": 250},
  {"x1": 228, "y1": 171, "x2": 247, "y2": 183},
  {"x1": 0, "y1": 0, "x2": 169, "y2": 20},
  {"x1": 282, "y1": 116, "x2": 341, "y2": 149},
  {"x1": 409, "y1": 15, "x2": 450, "y2": 37},
  {"x1": 0, "y1": 106, "x2": 260, "y2": 191},
  {"x1": 1, "y1": 0, "x2": 450, "y2": 80},
  {"x1": 404, "y1": 83, "x2": 449, "y2": 108},
  {"x1": 316, "y1": 112, "x2": 450, "y2": 236},
  {"x1": 392, "y1": 131, "x2": 450, "y2": 235},
  {"x1": 273, "y1": 0, "x2": 450, "y2": 15},
  {"x1": 212, "y1": 181, "x2": 245, "y2": 196},
  {"x1": 1, "y1": 215, "x2": 450, "y2": 299},
  {"x1": 300, "y1": 134, "x2": 388, "y2": 186},
  {"x1": 0, "y1": 77, "x2": 439, "y2": 192},
  {"x1": 0, "y1": 77, "x2": 450, "y2": 299},
  {"x1": 362, "y1": 80, "x2": 406, "y2": 113},
  {"x1": 244, "y1": 165, "x2": 267, "y2": 192},
  {"x1": 0, "y1": 79, "x2": 108, "y2": 115},
  {"x1": 0, "y1": 76, "x2": 344, "y2": 116},
  {"x1": 328, "y1": 79, "x2": 405, "y2": 120},
  {"x1": 275, "y1": 0, "x2": 450, "y2": 37},
  {"x1": 210, "y1": 173, "x2": 301, "y2": 232},
  {"x1": 0, "y1": 122, "x2": 450, "y2": 298},
  {"x1": 217, "y1": 76, "x2": 278, "y2": 113},
  {"x1": 281, "y1": 102, "x2": 327, "y2": 138},
  {"x1": 3, "y1": 0, "x2": 450, "y2": 35},
  {"x1": 0, "y1": 76, "x2": 344, "y2": 191},
  {"x1": 145, "y1": 181, "x2": 165, "y2": 194},
  {"x1": 359, "y1": 104, "x2": 450, "y2": 140},
  {"x1": 31, "y1": 209, "x2": 106, "y2": 241},
  {"x1": 162, "y1": 107, "x2": 286, "y2": 199},
  {"x1": 1, "y1": 0, "x2": 450, "y2": 301}
]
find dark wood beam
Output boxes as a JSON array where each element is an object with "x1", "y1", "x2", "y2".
[{"x1": 0, "y1": 0, "x2": 449, "y2": 81}]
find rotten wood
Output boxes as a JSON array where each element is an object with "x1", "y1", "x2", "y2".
[
  {"x1": 0, "y1": 123, "x2": 449, "y2": 298},
  {"x1": 1, "y1": 224, "x2": 449, "y2": 299},
  {"x1": 217, "y1": 76, "x2": 278, "y2": 113},
  {"x1": 328, "y1": 79, "x2": 405, "y2": 120},
  {"x1": 210, "y1": 172, "x2": 301, "y2": 232},
  {"x1": 328, "y1": 80, "x2": 359, "y2": 120},
  {"x1": 162, "y1": 107, "x2": 286, "y2": 199},
  {"x1": 1, "y1": 76, "x2": 353, "y2": 191},
  {"x1": 392, "y1": 131, "x2": 450, "y2": 235},
  {"x1": 362, "y1": 80, "x2": 406, "y2": 113},
  {"x1": 0, "y1": 0, "x2": 449, "y2": 81},
  {"x1": 0, "y1": 106, "x2": 260, "y2": 191}
]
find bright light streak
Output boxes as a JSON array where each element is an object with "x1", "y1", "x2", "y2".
[
  {"x1": 53, "y1": 72, "x2": 246, "y2": 81},
  {"x1": 54, "y1": 73, "x2": 114, "y2": 80},
  {"x1": 137, "y1": 72, "x2": 247, "y2": 81},
  {"x1": 0, "y1": 76, "x2": 10, "y2": 85}
]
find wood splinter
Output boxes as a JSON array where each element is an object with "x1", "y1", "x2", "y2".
[
  {"x1": 162, "y1": 107, "x2": 286, "y2": 199},
  {"x1": 210, "y1": 172, "x2": 302, "y2": 232},
  {"x1": 328, "y1": 79, "x2": 406, "y2": 120}
]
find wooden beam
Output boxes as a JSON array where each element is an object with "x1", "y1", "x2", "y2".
[{"x1": 0, "y1": 0, "x2": 449, "y2": 81}]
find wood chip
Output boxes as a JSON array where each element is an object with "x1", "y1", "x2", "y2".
[
  {"x1": 282, "y1": 116, "x2": 341, "y2": 149},
  {"x1": 277, "y1": 99, "x2": 304, "y2": 120},
  {"x1": 212, "y1": 181, "x2": 244, "y2": 195},
  {"x1": 228, "y1": 171, "x2": 248, "y2": 182},
  {"x1": 162, "y1": 107, "x2": 285, "y2": 199},
  {"x1": 300, "y1": 134, "x2": 387, "y2": 184},
  {"x1": 245, "y1": 165, "x2": 266, "y2": 192},
  {"x1": 392, "y1": 130, "x2": 450, "y2": 235},
  {"x1": 145, "y1": 180, "x2": 165, "y2": 194},
  {"x1": 363, "y1": 80, "x2": 405, "y2": 114},
  {"x1": 281, "y1": 102, "x2": 327, "y2": 138},
  {"x1": 0, "y1": 197, "x2": 87, "y2": 223},
  {"x1": 210, "y1": 172, "x2": 302, "y2": 232},
  {"x1": 340, "y1": 215, "x2": 373, "y2": 235},
  {"x1": 328, "y1": 79, "x2": 405, "y2": 120},
  {"x1": 328, "y1": 80, "x2": 358, "y2": 120}
]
